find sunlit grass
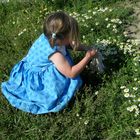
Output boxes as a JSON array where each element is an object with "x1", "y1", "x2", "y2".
[{"x1": 0, "y1": 0, "x2": 140, "y2": 139}]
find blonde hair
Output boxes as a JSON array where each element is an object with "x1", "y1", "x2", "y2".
[
  {"x1": 43, "y1": 11, "x2": 80, "y2": 51},
  {"x1": 69, "y1": 16, "x2": 80, "y2": 51}
]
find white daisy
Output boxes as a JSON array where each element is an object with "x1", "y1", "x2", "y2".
[
  {"x1": 120, "y1": 86, "x2": 126, "y2": 89},
  {"x1": 127, "y1": 106, "x2": 133, "y2": 112},
  {"x1": 133, "y1": 87, "x2": 138, "y2": 91},
  {"x1": 95, "y1": 91, "x2": 99, "y2": 95},
  {"x1": 131, "y1": 105, "x2": 137, "y2": 110},
  {"x1": 105, "y1": 18, "x2": 109, "y2": 21},
  {"x1": 134, "y1": 78, "x2": 137, "y2": 81},
  {"x1": 123, "y1": 88, "x2": 129, "y2": 93},
  {"x1": 84, "y1": 120, "x2": 89, "y2": 125},
  {"x1": 135, "y1": 129, "x2": 140, "y2": 135},
  {"x1": 124, "y1": 93, "x2": 130, "y2": 98},
  {"x1": 95, "y1": 22, "x2": 99, "y2": 25},
  {"x1": 76, "y1": 113, "x2": 80, "y2": 117}
]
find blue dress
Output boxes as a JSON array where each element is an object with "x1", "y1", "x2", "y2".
[{"x1": 0, "y1": 33, "x2": 83, "y2": 114}]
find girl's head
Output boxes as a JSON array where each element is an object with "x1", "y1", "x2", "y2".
[{"x1": 43, "y1": 11, "x2": 80, "y2": 51}]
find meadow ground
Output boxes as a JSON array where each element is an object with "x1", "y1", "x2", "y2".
[{"x1": 0, "y1": 0, "x2": 140, "y2": 140}]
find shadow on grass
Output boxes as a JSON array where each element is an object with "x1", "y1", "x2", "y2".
[
  {"x1": 81, "y1": 46, "x2": 131, "y2": 88},
  {"x1": 65, "y1": 45, "x2": 133, "y2": 112}
]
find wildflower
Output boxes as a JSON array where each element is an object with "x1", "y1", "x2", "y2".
[
  {"x1": 113, "y1": 25, "x2": 116, "y2": 28},
  {"x1": 18, "y1": 28, "x2": 27, "y2": 36},
  {"x1": 43, "y1": 8, "x2": 47, "y2": 11},
  {"x1": 135, "y1": 128, "x2": 140, "y2": 135},
  {"x1": 124, "y1": 93, "x2": 130, "y2": 98},
  {"x1": 84, "y1": 120, "x2": 89, "y2": 125},
  {"x1": 85, "y1": 15, "x2": 89, "y2": 20},
  {"x1": 94, "y1": 7, "x2": 98, "y2": 10},
  {"x1": 76, "y1": 113, "x2": 80, "y2": 117},
  {"x1": 135, "y1": 108, "x2": 139, "y2": 114},
  {"x1": 18, "y1": 31, "x2": 24, "y2": 36},
  {"x1": 120, "y1": 86, "x2": 126, "y2": 89},
  {"x1": 124, "y1": 34, "x2": 128, "y2": 37},
  {"x1": 134, "y1": 78, "x2": 137, "y2": 81},
  {"x1": 82, "y1": 35, "x2": 85, "y2": 39},
  {"x1": 123, "y1": 88, "x2": 129, "y2": 93},
  {"x1": 95, "y1": 22, "x2": 99, "y2": 25},
  {"x1": 107, "y1": 24, "x2": 111, "y2": 28},
  {"x1": 83, "y1": 40, "x2": 87, "y2": 43},
  {"x1": 131, "y1": 105, "x2": 137, "y2": 110},
  {"x1": 88, "y1": 10, "x2": 91, "y2": 13},
  {"x1": 129, "y1": 94, "x2": 136, "y2": 98},
  {"x1": 133, "y1": 99, "x2": 136, "y2": 102},
  {"x1": 133, "y1": 87, "x2": 138, "y2": 91},
  {"x1": 82, "y1": 19, "x2": 85, "y2": 22},
  {"x1": 95, "y1": 91, "x2": 98, "y2": 95},
  {"x1": 123, "y1": 31, "x2": 128, "y2": 35},
  {"x1": 105, "y1": 18, "x2": 109, "y2": 21},
  {"x1": 126, "y1": 39, "x2": 131, "y2": 42},
  {"x1": 127, "y1": 106, "x2": 133, "y2": 112},
  {"x1": 111, "y1": 19, "x2": 115, "y2": 22},
  {"x1": 104, "y1": 7, "x2": 108, "y2": 11},
  {"x1": 23, "y1": 28, "x2": 27, "y2": 32},
  {"x1": 127, "y1": 105, "x2": 138, "y2": 113},
  {"x1": 92, "y1": 11, "x2": 96, "y2": 15},
  {"x1": 119, "y1": 21, "x2": 122, "y2": 24},
  {"x1": 113, "y1": 28, "x2": 118, "y2": 33}
]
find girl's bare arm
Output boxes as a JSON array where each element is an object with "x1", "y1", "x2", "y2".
[{"x1": 49, "y1": 50, "x2": 96, "y2": 78}]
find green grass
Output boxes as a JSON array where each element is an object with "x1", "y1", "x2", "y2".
[{"x1": 0, "y1": 0, "x2": 140, "y2": 139}]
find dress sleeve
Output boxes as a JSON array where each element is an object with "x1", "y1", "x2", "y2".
[
  {"x1": 47, "y1": 46, "x2": 57, "y2": 60},
  {"x1": 47, "y1": 45, "x2": 67, "y2": 60},
  {"x1": 44, "y1": 36, "x2": 66, "y2": 60}
]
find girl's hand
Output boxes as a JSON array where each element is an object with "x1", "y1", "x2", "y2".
[{"x1": 85, "y1": 49, "x2": 98, "y2": 59}]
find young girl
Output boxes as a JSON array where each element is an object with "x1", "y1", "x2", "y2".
[{"x1": 1, "y1": 11, "x2": 97, "y2": 114}]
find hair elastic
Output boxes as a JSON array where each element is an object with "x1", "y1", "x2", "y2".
[{"x1": 52, "y1": 32, "x2": 56, "y2": 39}]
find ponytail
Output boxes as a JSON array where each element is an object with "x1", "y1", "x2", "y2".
[{"x1": 49, "y1": 32, "x2": 57, "y2": 48}]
